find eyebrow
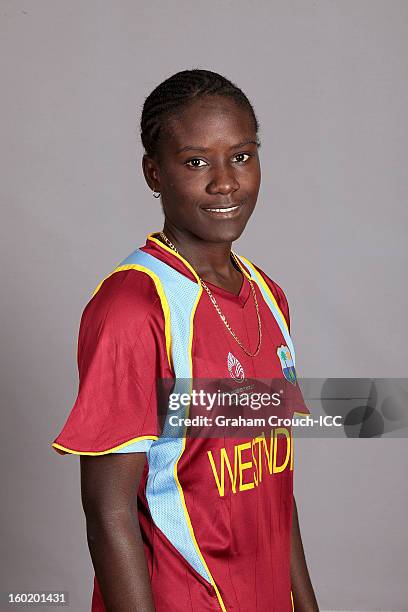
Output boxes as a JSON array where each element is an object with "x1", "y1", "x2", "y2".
[{"x1": 176, "y1": 139, "x2": 261, "y2": 154}]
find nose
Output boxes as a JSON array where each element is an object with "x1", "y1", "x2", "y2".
[{"x1": 206, "y1": 162, "x2": 240, "y2": 196}]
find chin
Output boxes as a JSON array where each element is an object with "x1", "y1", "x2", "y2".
[
  {"x1": 197, "y1": 201, "x2": 255, "y2": 244},
  {"x1": 203, "y1": 220, "x2": 250, "y2": 244}
]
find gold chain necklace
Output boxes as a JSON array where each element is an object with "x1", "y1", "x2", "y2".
[{"x1": 158, "y1": 232, "x2": 262, "y2": 357}]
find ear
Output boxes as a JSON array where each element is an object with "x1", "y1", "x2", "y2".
[{"x1": 142, "y1": 154, "x2": 160, "y2": 191}]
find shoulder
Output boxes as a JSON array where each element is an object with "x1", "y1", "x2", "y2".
[
  {"x1": 242, "y1": 258, "x2": 291, "y2": 331},
  {"x1": 80, "y1": 268, "x2": 164, "y2": 337}
]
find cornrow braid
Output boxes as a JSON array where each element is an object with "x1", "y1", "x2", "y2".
[{"x1": 140, "y1": 69, "x2": 260, "y2": 159}]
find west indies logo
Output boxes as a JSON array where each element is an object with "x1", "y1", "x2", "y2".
[
  {"x1": 277, "y1": 345, "x2": 297, "y2": 385},
  {"x1": 227, "y1": 352, "x2": 245, "y2": 383}
]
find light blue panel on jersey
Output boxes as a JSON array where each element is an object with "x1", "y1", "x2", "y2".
[
  {"x1": 235, "y1": 255, "x2": 297, "y2": 367},
  {"x1": 114, "y1": 248, "x2": 212, "y2": 583},
  {"x1": 111, "y1": 439, "x2": 154, "y2": 453}
]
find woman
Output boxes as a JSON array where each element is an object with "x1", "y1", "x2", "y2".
[{"x1": 52, "y1": 69, "x2": 318, "y2": 612}]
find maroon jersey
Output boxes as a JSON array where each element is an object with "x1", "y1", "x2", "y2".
[{"x1": 52, "y1": 234, "x2": 309, "y2": 611}]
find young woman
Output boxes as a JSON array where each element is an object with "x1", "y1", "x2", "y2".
[{"x1": 52, "y1": 69, "x2": 319, "y2": 612}]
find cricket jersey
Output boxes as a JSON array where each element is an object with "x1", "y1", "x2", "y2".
[{"x1": 51, "y1": 232, "x2": 310, "y2": 611}]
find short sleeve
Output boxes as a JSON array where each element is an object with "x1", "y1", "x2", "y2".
[{"x1": 51, "y1": 270, "x2": 171, "y2": 455}]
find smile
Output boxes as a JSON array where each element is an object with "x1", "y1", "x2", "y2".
[{"x1": 202, "y1": 204, "x2": 241, "y2": 216}]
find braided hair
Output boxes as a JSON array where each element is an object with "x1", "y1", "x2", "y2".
[{"x1": 140, "y1": 69, "x2": 260, "y2": 159}]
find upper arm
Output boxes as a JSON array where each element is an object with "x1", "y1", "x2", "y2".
[{"x1": 80, "y1": 452, "x2": 148, "y2": 520}]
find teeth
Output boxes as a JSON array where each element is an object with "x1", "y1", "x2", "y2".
[{"x1": 205, "y1": 206, "x2": 239, "y2": 213}]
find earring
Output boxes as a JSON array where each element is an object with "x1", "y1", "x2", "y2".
[{"x1": 152, "y1": 190, "x2": 161, "y2": 198}]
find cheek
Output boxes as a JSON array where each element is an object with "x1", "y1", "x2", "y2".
[
  {"x1": 237, "y1": 161, "x2": 261, "y2": 190},
  {"x1": 248, "y1": 162, "x2": 261, "y2": 185},
  {"x1": 164, "y1": 171, "x2": 200, "y2": 196}
]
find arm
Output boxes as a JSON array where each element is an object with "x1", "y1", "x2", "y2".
[
  {"x1": 80, "y1": 453, "x2": 155, "y2": 612},
  {"x1": 291, "y1": 496, "x2": 319, "y2": 612}
]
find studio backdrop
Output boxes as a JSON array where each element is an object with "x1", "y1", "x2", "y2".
[{"x1": 1, "y1": 1, "x2": 407, "y2": 611}]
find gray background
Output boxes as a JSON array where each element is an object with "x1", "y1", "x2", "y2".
[{"x1": 1, "y1": 1, "x2": 407, "y2": 610}]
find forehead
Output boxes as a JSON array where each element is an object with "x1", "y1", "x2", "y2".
[{"x1": 161, "y1": 96, "x2": 255, "y2": 151}]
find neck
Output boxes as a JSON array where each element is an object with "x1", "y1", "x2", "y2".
[{"x1": 160, "y1": 222, "x2": 242, "y2": 291}]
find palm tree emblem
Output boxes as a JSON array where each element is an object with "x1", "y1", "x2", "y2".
[{"x1": 278, "y1": 346, "x2": 296, "y2": 383}]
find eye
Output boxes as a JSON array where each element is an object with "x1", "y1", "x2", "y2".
[
  {"x1": 185, "y1": 158, "x2": 208, "y2": 168},
  {"x1": 233, "y1": 153, "x2": 250, "y2": 163}
]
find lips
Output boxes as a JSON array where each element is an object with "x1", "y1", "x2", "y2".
[
  {"x1": 203, "y1": 205, "x2": 239, "y2": 213},
  {"x1": 201, "y1": 202, "x2": 242, "y2": 216}
]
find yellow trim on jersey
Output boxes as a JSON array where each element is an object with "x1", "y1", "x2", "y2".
[
  {"x1": 169, "y1": 281, "x2": 227, "y2": 612},
  {"x1": 148, "y1": 232, "x2": 227, "y2": 608},
  {"x1": 51, "y1": 435, "x2": 159, "y2": 456},
  {"x1": 149, "y1": 232, "x2": 252, "y2": 288},
  {"x1": 231, "y1": 250, "x2": 252, "y2": 280},
  {"x1": 236, "y1": 257, "x2": 311, "y2": 426},
  {"x1": 148, "y1": 232, "x2": 201, "y2": 283},
  {"x1": 92, "y1": 263, "x2": 173, "y2": 372},
  {"x1": 236, "y1": 254, "x2": 290, "y2": 332},
  {"x1": 242, "y1": 259, "x2": 310, "y2": 416},
  {"x1": 290, "y1": 430, "x2": 294, "y2": 471},
  {"x1": 291, "y1": 589, "x2": 294, "y2": 611}
]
